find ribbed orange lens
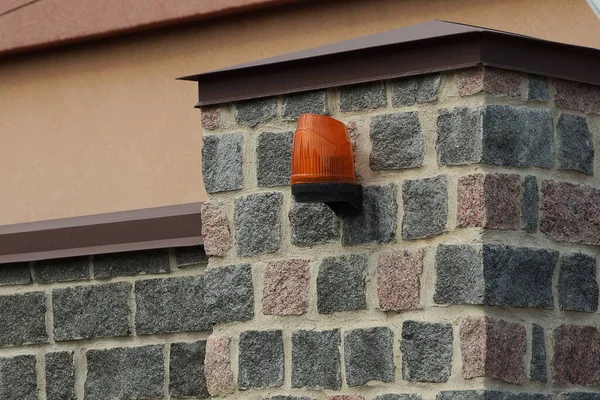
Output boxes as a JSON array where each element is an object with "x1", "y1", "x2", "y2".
[{"x1": 291, "y1": 114, "x2": 356, "y2": 185}]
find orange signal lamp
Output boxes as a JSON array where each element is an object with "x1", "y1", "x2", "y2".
[{"x1": 291, "y1": 114, "x2": 363, "y2": 217}]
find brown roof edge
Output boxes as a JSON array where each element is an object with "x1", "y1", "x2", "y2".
[
  {"x1": 179, "y1": 20, "x2": 600, "y2": 107},
  {"x1": 0, "y1": 203, "x2": 203, "y2": 264}
]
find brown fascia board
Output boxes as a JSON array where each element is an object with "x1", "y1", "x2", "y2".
[
  {"x1": 179, "y1": 20, "x2": 600, "y2": 107},
  {"x1": 0, "y1": 203, "x2": 203, "y2": 264}
]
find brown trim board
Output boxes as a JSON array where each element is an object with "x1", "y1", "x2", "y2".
[{"x1": 0, "y1": 203, "x2": 203, "y2": 264}]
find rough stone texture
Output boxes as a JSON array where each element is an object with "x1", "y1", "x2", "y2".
[
  {"x1": 483, "y1": 173, "x2": 522, "y2": 230},
  {"x1": 434, "y1": 244, "x2": 484, "y2": 305},
  {"x1": 204, "y1": 264, "x2": 254, "y2": 324},
  {"x1": 174, "y1": 245, "x2": 208, "y2": 266},
  {"x1": 0, "y1": 262, "x2": 31, "y2": 286},
  {"x1": 437, "y1": 391, "x2": 483, "y2": 400},
  {"x1": 201, "y1": 106, "x2": 220, "y2": 130},
  {"x1": 263, "y1": 259, "x2": 310, "y2": 316},
  {"x1": 292, "y1": 329, "x2": 341, "y2": 389},
  {"x1": 560, "y1": 394, "x2": 600, "y2": 400},
  {"x1": 85, "y1": 345, "x2": 164, "y2": 400},
  {"x1": 370, "y1": 112, "x2": 423, "y2": 170},
  {"x1": 528, "y1": 75, "x2": 549, "y2": 101},
  {"x1": 317, "y1": 254, "x2": 367, "y2": 314},
  {"x1": 268, "y1": 397, "x2": 313, "y2": 400},
  {"x1": 557, "y1": 113, "x2": 594, "y2": 175},
  {"x1": 522, "y1": 176, "x2": 539, "y2": 233},
  {"x1": 202, "y1": 133, "x2": 244, "y2": 193},
  {"x1": 391, "y1": 74, "x2": 440, "y2": 106},
  {"x1": 401, "y1": 321, "x2": 453, "y2": 382},
  {"x1": 283, "y1": 90, "x2": 328, "y2": 120},
  {"x1": 205, "y1": 336, "x2": 235, "y2": 397},
  {"x1": 135, "y1": 276, "x2": 210, "y2": 335},
  {"x1": 169, "y1": 341, "x2": 209, "y2": 398},
  {"x1": 530, "y1": 323, "x2": 548, "y2": 382},
  {"x1": 558, "y1": 253, "x2": 598, "y2": 312},
  {"x1": 484, "y1": 392, "x2": 553, "y2": 400},
  {"x1": 483, "y1": 245, "x2": 557, "y2": 308},
  {"x1": 377, "y1": 249, "x2": 424, "y2": 311},
  {"x1": 540, "y1": 180, "x2": 600, "y2": 246},
  {"x1": 234, "y1": 192, "x2": 282, "y2": 256},
  {"x1": 340, "y1": 81, "x2": 387, "y2": 112},
  {"x1": 257, "y1": 131, "x2": 293, "y2": 187},
  {"x1": 460, "y1": 316, "x2": 526, "y2": 384},
  {"x1": 235, "y1": 97, "x2": 277, "y2": 127},
  {"x1": 0, "y1": 355, "x2": 37, "y2": 400},
  {"x1": 326, "y1": 396, "x2": 365, "y2": 400},
  {"x1": 0, "y1": 292, "x2": 47, "y2": 346},
  {"x1": 238, "y1": 330, "x2": 284, "y2": 390},
  {"x1": 289, "y1": 201, "x2": 339, "y2": 247},
  {"x1": 456, "y1": 67, "x2": 521, "y2": 97},
  {"x1": 53, "y1": 282, "x2": 131, "y2": 341},
  {"x1": 46, "y1": 352, "x2": 76, "y2": 400},
  {"x1": 34, "y1": 256, "x2": 89, "y2": 283},
  {"x1": 376, "y1": 395, "x2": 421, "y2": 400},
  {"x1": 344, "y1": 327, "x2": 395, "y2": 386},
  {"x1": 201, "y1": 202, "x2": 231, "y2": 257},
  {"x1": 554, "y1": 78, "x2": 600, "y2": 114},
  {"x1": 436, "y1": 107, "x2": 482, "y2": 165},
  {"x1": 482, "y1": 105, "x2": 554, "y2": 168},
  {"x1": 93, "y1": 249, "x2": 170, "y2": 278},
  {"x1": 457, "y1": 174, "x2": 485, "y2": 228},
  {"x1": 553, "y1": 324, "x2": 600, "y2": 386},
  {"x1": 342, "y1": 184, "x2": 397, "y2": 245},
  {"x1": 402, "y1": 175, "x2": 448, "y2": 239}
]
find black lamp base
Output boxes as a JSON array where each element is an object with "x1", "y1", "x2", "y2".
[{"x1": 291, "y1": 183, "x2": 363, "y2": 218}]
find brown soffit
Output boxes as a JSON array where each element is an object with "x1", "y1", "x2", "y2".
[
  {"x1": 0, "y1": 203, "x2": 203, "y2": 264},
  {"x1": 179, "y1": 20, "x2": 600, "y2": 107}
]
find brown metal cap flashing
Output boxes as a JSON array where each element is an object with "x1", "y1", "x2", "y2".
[
  {"x1": 0, "y1": 202, "x2": 203, "y2": 264},
  {"x1": 179, "y1": 20, "x2": 600, "y2": 107}
]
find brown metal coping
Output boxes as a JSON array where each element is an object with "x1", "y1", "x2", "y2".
[
  {"x1": 0, "y1": 203, "x2": 203, "y2": 264},
  {"x1": 179, "y1": 20, "x2": 600, "y2": 107}
]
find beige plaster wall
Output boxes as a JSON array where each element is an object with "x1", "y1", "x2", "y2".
[{"x1": 0, "y1": 0, "x2": 599, "y2": 225}]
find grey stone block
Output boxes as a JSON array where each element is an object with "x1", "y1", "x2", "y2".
[
  {"x1": 169, "y1": 341, "x2": 209, "y2": 398},
  {"x1": 0, "y1": 262, "x2": 31, "y2": 286},
  {"x1": 344, "y1": 326, "x2": 395, "y2": 386},
  {"x1": 46, "y1": 352, "x2": 76, "y2": 400},
  {"x1": 292, "y1": 329, "x2": 341, "y2": 390},
  {"x1": 238, "y1": 330, "x2": 284, "y2": 389},
  {"x1": 523, "y1": 176, "x2": 539, "y2": 233},
  {"x1": 370, "y1": 112, "x2": 423, "y2": 170},
  {"x1": 53, "y1": 282, "x2": 131, "y2": 341},
  {"x1": 484, "y1": 392, "x2": 553, "y2": 400},
  {"x1": 342, "y1": 184, "x2": 397, "y2": 245},
  {"x1": 317, "y1": 254, "x2": 366, "y2": 314},
  {"x1": 558, "y1": 252, "x2": 598, "y2": 312},
  {"x1": 234, "y1": 192, "x2": 282, "y2": 256},
  {"x1": 528, "y1": 75, "x2": 549, "y2": 101},
  {"x1": 204, "y1": 264, "x2": 254, "y2": 324},
  {"x1": 483, "y1": 245, "x2": 558, "y2": 308},
  {"x1": 402, "y1": 175, "x2": 448, "y2": 239},
  {"x1": 283, "y1": 90, "x2": 328, "y2": 120},
  {"x1": 94, "y1": 249, "x2": 170, "y2": 278},
  {"x1": 34, "y1": 256, "x2": 89, "y2": 283},
  {"x1": 436, "y1": 107, "x2": 483, "y2": 165},
  {"x1": 434, "y1": 244, "x2": 484, "y2": 305},
  {"x1": 482, "y1": 105, "x2": 554, "y2": 167},
  {"x1": 235, "y1": 97, "x2": 277, "y2": 127},
  {"x1": 376, "y1": 395, "x2": 421, "y2": 400},
  {"x1": 560, "y1": 394, "x2": 600, "y2": 400},
  {"x1": 401, "y1": 320, "x2": 453, "y2": 382},
  {"x1": 340, "y1": 81, "x2": 387, "y2": 112},
  {"x1": 0, "y1": 292, "x2": 47, "y2": 346},
  {"x1": 174, "y1": 245, "x2": 208, "y2": 267},
  {"x1": 135, "y1": 276, "x2": 210, "y2": 335},
  {"x1": 289, "y1": 201, "x2": 339, "y2": 247},
  {"x1": 85, "y1": 345, "x2": 163, "y2": 400},
  {"x1": 391, "y1": 74, "x2": 440, "y2": 107},
  {"x1": 530, "y1": 323, "x2": 547, "y2": 382},
  {"x1": 257, "y1": 131, "x2": 293, "y2": 187},
  {"x1": 202, "y1": 133, "x2": 244, "y2": 193},
  {"x1": 437, "y1": 391, "x2": 484, "y2": 400},
  {"x1": 558, "y1": 113, "x2": 594, "y2": 176},
  {"x1": 0, "y1": 355, "x2": 37, "y2": 400}
]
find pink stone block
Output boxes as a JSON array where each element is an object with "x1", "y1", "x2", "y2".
[
  {"x1": 553, "y1": 324, "x2": 600, "y2": 386},
  {"x1": 377, "y1": 249, "x2": 424, "y2": 311},
  {"x1": 457, "y1": 174, "x2": 485, "y2": 228},
  {"x1": 554, "y1": 79, "x2": 600, "y2": 114},
  {"x1": 204, "y1": 336, "x2": 235, "y2": 396},
  {"x1": 201, "y1": 106, "x2": 220, "y2": 130},
  {"x1": 456, "y1": 67, "x2": 522, "y2": 98},
  {"x1": 262, "y1": 259, "x2": 310, "y2": 316},
  {"x1": 326, "y1": 396, "x2": 365, "y2": 400},
  {"x1": 201, "y1": 202, "x2": 231, "y2": 257}
]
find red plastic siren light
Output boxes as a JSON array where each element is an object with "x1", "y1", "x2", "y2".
[{"x1": 291, "y1": 114, "x2": 363, "y2": 217}]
